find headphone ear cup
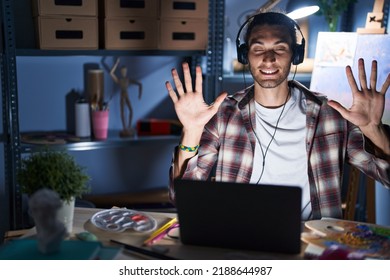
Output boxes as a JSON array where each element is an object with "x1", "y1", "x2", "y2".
[
  {"x1": 292, "y1": 38, "x2": 305, "y2": 65},
  {"x1": 237, "y1": 44, "x2": 249, "y2": 65}
]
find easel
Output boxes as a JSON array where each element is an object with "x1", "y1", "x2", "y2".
[
  {"x1": 343, "y1": 166, "x2": 376, "y2": 223},
  {"x1": 351, "y1": 0, "x2": 387, "y2": 221},
  {"x1": 357, "y1": 0, "x2": 386, "y2": 34}
]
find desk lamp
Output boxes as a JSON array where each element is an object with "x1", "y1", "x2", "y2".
[
  {"x1": 286, "y1": 0, "x2": 320, "y2": 20},
  {"x1": 256, "y1": 0, "x2": 320, "y2": 19}
]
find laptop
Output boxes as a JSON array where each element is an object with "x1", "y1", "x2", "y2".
[{"x1": 174, "y1": 179, "x2": 302, "y2": 254}]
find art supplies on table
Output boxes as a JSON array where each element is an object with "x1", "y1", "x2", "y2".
[
  {"x1": 302, "y1": 218, "x2": 390, "y2": 259},
  {"x1": 143, "y1": 217, "x2": 178, "y2": 246},
  {"x1": 91, "y1": 208, "x2": 157, "y2": 233}
]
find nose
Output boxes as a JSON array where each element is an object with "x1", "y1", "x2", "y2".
[{"x1": 262, "y1": 50, "x2": 276, "y2": 62}]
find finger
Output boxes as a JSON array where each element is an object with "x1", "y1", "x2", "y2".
[
  {"x1": 166, "y1": 81, "x2": 178, "y2": 103},
  {"x1": 212, "y1": 92, "x2": 228, "y2": 110},
  {"x1": 207, "y1": 92, "x2": 227, "y2": 116},
  {"x1": 346, "y1": 65, "x2": 359, "y2": 93},
  {"x1": 182, "y1": 62, "x2": 193, "y2": 93},
  {"x1": 370, "y1": 60, "x2": 378, "y2": 92},
  {"x1": 171, "y1": 67, "x2": 185, "y2": 95},
  {"x1": 327, "y1": 100, "x2": 349, "y2": 119},
  {"x1": 380, "y1": 73, "x2": 390, "y2": 96},
  {"x1": 358, "y1": 58, "x2": 368, "y2": 90},
  {"x1": 194, "y1": 65, "x2": 203, "y2": 94}
]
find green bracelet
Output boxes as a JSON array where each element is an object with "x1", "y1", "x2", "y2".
[{"x1": 179, "y1": 144, "x2": 199, "y2": 152}]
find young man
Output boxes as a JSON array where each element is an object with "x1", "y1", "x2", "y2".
[{"x1": 165, "y1": 12, "x2": 390, "y2": 220}]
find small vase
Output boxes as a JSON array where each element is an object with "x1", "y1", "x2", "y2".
[{"x1": 57, "y1": 197, "x2": 75, "y2": 234}]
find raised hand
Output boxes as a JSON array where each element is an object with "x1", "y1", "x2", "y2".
[
  {"x1": 166, "y1": 62, "x2": 227, "y2": 132},
  {"x1": 328, "y1": 58, "x2": 390, "y2": 154},
  {"x1": 328, "y1": 58, "x2": 390, "y2": 127}
]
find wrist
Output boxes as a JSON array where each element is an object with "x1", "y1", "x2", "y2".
[
  {"x1": 361, "y1": 123, "x2": 390, "y2": 156},
  {"x1": 182, "y1": 126, "x2": 204, "y2": 136},
  {"x1": 181, "y1": 127, "x2": 203, "y2": 147},
  {"x1": 179, "y1": 144, "x2": 199, "y2": 153}
]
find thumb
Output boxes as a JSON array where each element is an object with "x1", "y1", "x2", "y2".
[
  {"x1": 212, "y1": 92, "x2": 228, "y2": 109},
  {"x1": 328, "y1": 100, "x2": 349, "y2": 119}
]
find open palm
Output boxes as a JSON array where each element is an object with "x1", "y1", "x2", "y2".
[
  {"x1": 328, "y1": 59, "x2": 390, "y2": 129},
  {"x1": 166, "y1": 63, "x2": 227, "y2": 130}
]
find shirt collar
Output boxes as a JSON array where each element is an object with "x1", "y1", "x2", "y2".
[{"x1": 229, "y1": 80, "x2": 325, "y2": 109}]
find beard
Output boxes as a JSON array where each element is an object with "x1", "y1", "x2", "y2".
[
  {"x1": 249, "y1": 63, "x2": 291, "y2": 89},
  {"x1": 255, "y1": 77, "x2": 286, "y2": 88}
]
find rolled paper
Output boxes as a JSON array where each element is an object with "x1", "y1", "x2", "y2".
[{"x1": 87, "y1": 69, "x2": 104, "y2": 110}]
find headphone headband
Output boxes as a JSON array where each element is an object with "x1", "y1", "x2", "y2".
[{"x1": 236, "y1": 12, "x2": 305, "y2": 65}]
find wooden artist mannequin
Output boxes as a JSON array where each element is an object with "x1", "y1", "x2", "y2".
[{"x1": 109, "y1": 58, "x2": 142, "y2": 137}]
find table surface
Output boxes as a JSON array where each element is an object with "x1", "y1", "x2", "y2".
[{"x1": 71, "y1": 207, "x2": 308, "y2": 260}]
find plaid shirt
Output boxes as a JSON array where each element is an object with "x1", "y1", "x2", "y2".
[{"x1": 170, "y1": 80, "x2": 390, "y2": 219}]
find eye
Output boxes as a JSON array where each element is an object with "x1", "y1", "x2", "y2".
[
  {"x1": 274, "y1": 45, "x2": 289, "y2": 54},
  {"x1": 251, "y1": 45, "x2": 265, "y2": 54}
]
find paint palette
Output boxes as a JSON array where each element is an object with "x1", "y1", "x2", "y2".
[
  {"x1": 302, "y1": 218, "x2": 390, "y2": 259},
  {"x1": 91, "y1": 209, "x2": 157, "y2": 233}
]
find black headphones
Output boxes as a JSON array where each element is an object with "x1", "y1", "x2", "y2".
[{"x1": 236, "y1": 12, "x2": 305, "y2": 66}]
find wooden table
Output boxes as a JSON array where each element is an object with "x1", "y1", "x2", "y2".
[{"x1": 72, "y1": 207, "x2": 307, "y2": 260}]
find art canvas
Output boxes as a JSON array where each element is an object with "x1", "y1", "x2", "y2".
[{"x1": 310, "y1": 32, "x2": 390, "y2": 123}]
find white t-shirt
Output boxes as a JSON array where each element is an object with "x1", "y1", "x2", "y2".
[{"x1": 249, "y1": 87, "x2": 312, "y2": 220}]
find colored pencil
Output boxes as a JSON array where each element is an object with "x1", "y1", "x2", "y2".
[{"x1": 143, "y1": 217, "x2": 178, "y2": 245}]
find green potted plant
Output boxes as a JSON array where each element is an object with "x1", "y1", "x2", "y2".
[
  {"x1": 17, "y1": 148, "x2": 90, "y2": 233},
  {"x1": 318, "y1": 0, "x2": 357, "y2": 31}
]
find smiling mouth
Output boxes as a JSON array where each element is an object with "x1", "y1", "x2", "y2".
[{"x1": 260, "y1": 69, "x2": 278, "y2": 75}]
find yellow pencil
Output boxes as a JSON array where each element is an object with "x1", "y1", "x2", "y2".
[{"x1": 143, "y1": 217, "x2": 178, "y2": 245}]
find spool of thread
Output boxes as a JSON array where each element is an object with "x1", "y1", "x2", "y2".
[
  {"x1": 75, "y1": 99, "x2": 91, "y2": 138},
  {"x1": 87, "y1": 69, "x2": 104, "y2": 111}
]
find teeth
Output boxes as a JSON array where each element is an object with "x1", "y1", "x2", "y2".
[{"x1": 261, "y1": 69, "x2": 277, "y2": 74}]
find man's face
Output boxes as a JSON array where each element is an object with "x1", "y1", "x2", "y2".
[{"x1": 247, "y1": 24, "x2": 293, "y2": 89}]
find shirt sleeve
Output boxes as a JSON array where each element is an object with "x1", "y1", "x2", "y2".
[
  {"x1": 168, "y1": 146, "x2": 201, "y2": 203},
  {"x1": 348, "y1": 123, "x2": 390, "y2": 188}
]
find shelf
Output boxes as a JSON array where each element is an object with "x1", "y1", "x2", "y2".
[
  {"x1": 15, "y1": 49, "x2": 206, "y2": 57},
  {"x1": 1, "y1": 0, "x2": 224, "y2": 231},
  {"x1": 20, "y1": 132, "x2": 180, "y2": 153}
]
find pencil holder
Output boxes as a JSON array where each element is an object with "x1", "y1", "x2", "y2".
[{"x1": 92, "y1": 110, "x2": 109, "y2": 140}]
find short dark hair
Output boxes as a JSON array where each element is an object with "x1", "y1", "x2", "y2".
[{"x1": 244, "y1": 12, "x2": 298, "y2": 48}]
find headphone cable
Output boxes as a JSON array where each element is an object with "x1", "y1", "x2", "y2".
[{"x1": 250, "y1": 86, "x2": 291, "y2": 184}]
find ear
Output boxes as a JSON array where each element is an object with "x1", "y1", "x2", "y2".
[
  {"x1": 292, "y1": 38, "x2": 305, "y2": 65},
  {"x1": 237, "y1": 43, "x2": 249, "y2": 65}
]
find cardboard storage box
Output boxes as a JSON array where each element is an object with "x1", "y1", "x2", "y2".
[
  {"x1": 104, "y1": 18, "x2": 158, "y2": 49},
  {"x1": 32, "y1": 0, "x2": 98, "y2": 16},
  {"x1": 35, "y1": 16, "x2": 99, "y2": 49},
  {"x1": 103, "y1": 0, "x2": 158, "y2": 18},
  {"x1": 159, "y1": 19, "x2": 208, "y2": 50},
  {"x1": 160, "y1": 0, "x2": 208, "y2": 19}
]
